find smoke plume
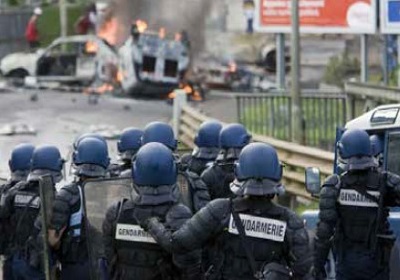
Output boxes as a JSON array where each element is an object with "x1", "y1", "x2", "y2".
[{"x1": 109, "y1": 0, "x2": 214, "y2": 54}]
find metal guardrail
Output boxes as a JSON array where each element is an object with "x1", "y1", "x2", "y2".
[
  {"x1": 345, "y1": 82, "x2": 400, "y2": 120},
  {"x1": 178, "y1": 104, "x2": 334, "y2": 200},
  {"x1": 235, "y1": 90, "x2": 347, "y2": 151}
]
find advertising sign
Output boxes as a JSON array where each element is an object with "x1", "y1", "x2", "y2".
[
  {"x1": 254, "y1": 0, "x2": 377, "y2": 34},
  {"x1": 381, "y1": 0, "x2": 400, "y2": 34}
]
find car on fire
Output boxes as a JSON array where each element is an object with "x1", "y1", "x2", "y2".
[
  {"x1": 302, "y1": 104, "x2": 400, "y2": 279},
  {"x1": 0, "y1": 35, "x2": 120, "y2": 86},
  {"x1": 118, "y1": 24, "x2": 191, "y2": 96}
]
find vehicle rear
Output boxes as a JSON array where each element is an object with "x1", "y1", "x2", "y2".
[{"x1": 120, "y1": 32, "x2": 190, "y2": 96}]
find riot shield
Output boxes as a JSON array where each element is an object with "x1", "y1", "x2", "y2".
[
  {"x1": 177, "y1": 171, "x2": 194, "y2": 212},
  {"x1": 38, "y1": 175, "x2": 55, "y2": 280},
  {"x1": 83, "y1": 177, "x2": 134, "y2": 280}
]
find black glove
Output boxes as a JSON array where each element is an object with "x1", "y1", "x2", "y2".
[{"x1": 132, "y1": 208, "x2": 154, "y2": 230}]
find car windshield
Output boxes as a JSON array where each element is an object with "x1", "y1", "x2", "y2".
[{"x1": 371, "y1": 108, "x2": 399, "y2": 125}]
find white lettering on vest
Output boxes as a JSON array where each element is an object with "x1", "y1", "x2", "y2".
[
  {"x1": 228, "y1": 214, "x2": 287, "y2": 242},
  {"x1": 14, "y1": 194, "x2": 40, "y2": 208},
  {"x1": 338, "y1": 189, "x2": 379, "y2": 207},
  {"x1": 115, "y1": 223, "x2": 156, "y2": 243}
]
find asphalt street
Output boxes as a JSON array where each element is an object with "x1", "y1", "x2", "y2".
[{"x1": 0, "y1": 90, "x2": 172, "y2": 179}]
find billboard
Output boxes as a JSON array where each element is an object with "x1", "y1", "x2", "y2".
[
  {"x1": 254, "y1": 0, "x2": 377, "y2": 34},
  {"x1": 381, "y1": 0, "x2": 400, "y2": 34}
]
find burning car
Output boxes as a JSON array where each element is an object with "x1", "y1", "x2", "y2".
[
  {"x1": 0, "y1": 35, "x2": 120, "y2": 87},
  {"x1": 118, "y1": 21, "x2": 191, "y2": 96}
]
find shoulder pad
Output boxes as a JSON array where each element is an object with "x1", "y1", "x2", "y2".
[
  {"x1": 167, "y1": 204, "x2": 193, "y2": 225},
  {"x1": 57, "y1": 183, "x2": 80, "y2": 204},
  {"x1": 385, "y1": 172, "x2": 400, "y2": 188},
  {"x1": 206, "y1": 198, "x2": 230, "y2": 220},
  {"x1": 323, "y1": 174, "x2": 340, "y2": 189},
  {"x1": 200, "y1": 166, "x2": 215, "y2": 184},
  {"x1": 186, "y1": 170, "x2": 200, "y2": 180}
]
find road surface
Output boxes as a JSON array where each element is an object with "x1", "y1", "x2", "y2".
[{"x1": 0, "y1": 90, "x2": 172, "y2": 178}]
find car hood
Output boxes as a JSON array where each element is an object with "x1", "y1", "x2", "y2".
[{"x1": 1, "y1": 52, "x2": 38, "y2": 73}]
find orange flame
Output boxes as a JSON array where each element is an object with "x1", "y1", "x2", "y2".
[
  {"x1": 175, "y1": 32, "x2": 182, "y2": 41},
  {"x1": 116, "y1": 69, "x2": 124, "y2": 83},
  {"x1": 159, "y1": 27, "x2": 166, "y2": 39},
  {"x1": 136, "y1": 20, "x2": 148, "y2": 33},
  {"x1": 84, "y1": 83, "x2": 114, "y2": 95},
  {"x1": 98, "y1": 17, "x2": 119, "y2": 46},
  {"x1": 229, "y1": 62, "x2": 237, "y2": 73},
  {"x1": 168, "y1": 83, "x2": 203, "y2": 101},
  {"x1": 85, "y1": 41, "x2": 98, "y2": 54}
]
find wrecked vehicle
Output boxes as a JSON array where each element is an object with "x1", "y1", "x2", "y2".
[
  {"x1": 118, "y1": 22, "x2": 191, "y2": 96},
  {"x1": 0, "y1": 35, "x2": 120, "y2": 87}
]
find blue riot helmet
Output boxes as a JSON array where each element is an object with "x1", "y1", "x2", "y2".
[
  {"x1": 29, "y1": 145, "x2": 64, "y2": 183},
  {"x1": 370, "y1": 134, "x2": 384, "y2": 157},
  {"x1": 337, "y1": 129, "x2": 376, "y2": 171},
  {"x1": 219, "y1": 123, "x2": 251, "y2": 149},
  {"x1": 141, "y1": 122, "x2": 177, "y2": 151},
  {"x1": 73, "y1": 137, "x2": 110, "y2": 177},
  {"x1": 217, "y1": 123, "x2": 251, "y2": 161},
  {"x1": 231, "y1": 143, "x2": 284, "y2": 196},
  {"x1": 9, "y1": 143, "x2": 35, "y2": 174},
  {"x1": 133, "y1": 142, "x2": 177, "y2": 187},
  {"x1": 194, "y1": 121, "x2": 223, "y2": 148},
  {"x1": 370, "y1": 134, "x2": 384, "y2": 167},
  {"x1": 73, "y1": 133, "x2": 106, "y2": 150},
  {"x1": 117, "y1": 127, "x2": 143, "y2": 161}
]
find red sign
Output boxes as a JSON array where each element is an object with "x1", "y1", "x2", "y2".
[{"x1": 255, "y1": 0, "x2": 377, "y2": 34}]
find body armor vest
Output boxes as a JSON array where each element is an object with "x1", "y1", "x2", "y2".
[
  {"x1": 113, "y1": 200, "x2": 176, "y2": 280},
  {"x1": 11, "y1": 183, "x2": 41, "y2": 252},
  {"x1": 336, "y1": 170, "x2": 387, "y2": 250},
  {"x1": 219, "y1": 208, "x2": 287, "y2": 280}
]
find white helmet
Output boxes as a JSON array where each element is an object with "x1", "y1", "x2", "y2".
[{"x1": 34, "y1": 7, "x2": 42, "y2": 16}]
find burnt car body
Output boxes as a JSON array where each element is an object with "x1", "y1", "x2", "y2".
[
  {"x1": 0, "y1": 35, "x2": 119, "y2": 87},
  {"x1": 118, "y1": 30, "x2": 190, "y2": 96}
]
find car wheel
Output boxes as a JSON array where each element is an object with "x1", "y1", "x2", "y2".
[{"x1": 6, "y1": 69, "x2": 29, "y2": 87}]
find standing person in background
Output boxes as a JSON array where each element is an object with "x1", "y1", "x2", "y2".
[
  {"x1": 25, "y1": 8, "x2": 42, "y2": 51},
  {"x1": 74, "y1": 3, "x2": 97, "y2": 35},
  {"x1": 243, "y1": 0, "x2": 255, "y2": 34}
]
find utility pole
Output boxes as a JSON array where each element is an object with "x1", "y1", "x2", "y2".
[
  {"x1": 360, "y1": 35, "x2": 369, "y2": 83},
  {"x1": 290, "y1": 0, "x2": 303, "y2": 144},
  {"x1": 60, "y1": 0, "x2": 67, "y2": 38},
  {"x1": 276, "y1": 33, "x2": 286, "y2": 89}
]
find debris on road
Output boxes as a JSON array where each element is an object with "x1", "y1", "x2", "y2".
[
  {"x1": 88, "y1": 124, "x2": 122, "y2": 140},
  {"x1": 0, "y1": 123, "x2": 37, "y2": 136}
]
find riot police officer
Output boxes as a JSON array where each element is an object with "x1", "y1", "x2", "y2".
[
  {"x1": 0, "y1": 143, "x2": 35, "y2": 279},
  {"x1": 181, "y1": 120, "x2": 222, "y2": 176},
  {"x1": 115, "y1": 127, "x2": 143, "y2": 177},
  {"x1": 139, "y1": 143, "x2": 312, "y2": 280},
  {"x1": 1, "y1": 145, "x2": 64, "y2": 280},
  {"x1": 201, "y1": 123, "x2": 251, "y2": 199},
  {"x1": 102, "y1": 142, "x2": 202, "y2": 280},
  {"x1": 314, "y1": 129, "x2": 400, "y2": 280},
  {"x1": 142, "y1": 121, "x2": 210, "y2": 212},
  {"x1": 48, "y1": 137, "x2": 110, "y2": 279}
]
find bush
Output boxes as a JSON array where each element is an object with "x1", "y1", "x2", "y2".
[{"x1": 323, "y1": 53, "x2": 360, "y2": 88}]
